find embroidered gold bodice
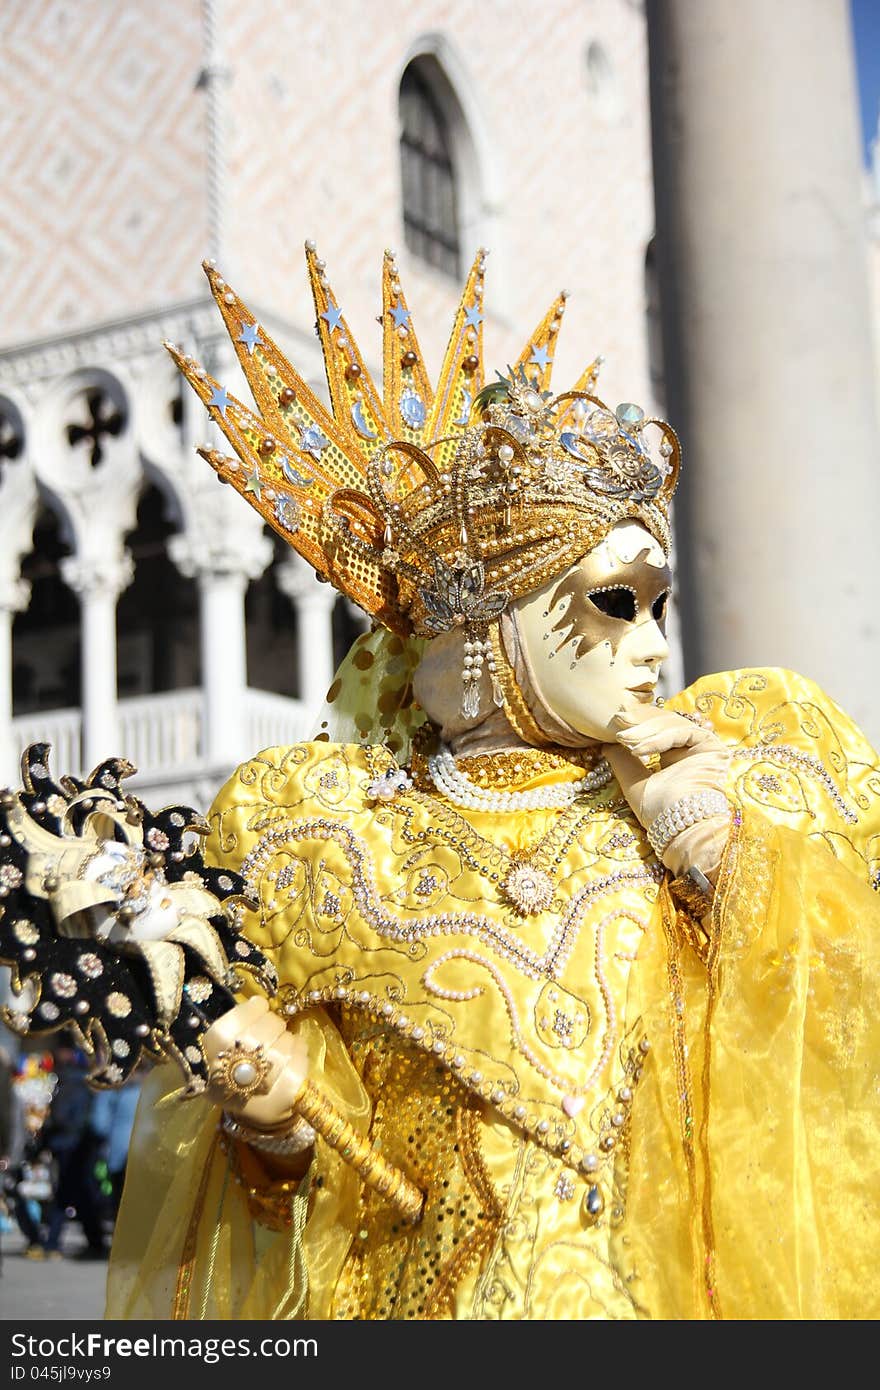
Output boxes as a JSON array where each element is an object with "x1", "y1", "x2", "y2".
[
  {"x1": 209, "y1": 733, "x2": 659, "y2": 1167},
  {"x1": 203, "y1": 667, "x2": 880, "y2": 1319}
]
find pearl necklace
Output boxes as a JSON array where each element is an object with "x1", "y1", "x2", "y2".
[{"x1": 427, "y1": 742, "x2": 612, "y2": 812}]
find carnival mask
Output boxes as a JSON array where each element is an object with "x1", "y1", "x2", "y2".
[{"x1": 513, "y1": 521, "x2": 671, "y2": 741}]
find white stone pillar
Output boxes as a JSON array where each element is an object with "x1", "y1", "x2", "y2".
[
  {"x1": 647, "y1": 0, "x2": 880, "y2": 738},
  {"x1": 61, "y1": 554, "x2": 133, "y2": 771},
  {"x1": 0, "y1": 578, "x2": 30, "y2": 785},
  {"x1": 169, "y1": 519, "x2": 272, "y2": 773},
  {"x1": 277, "y1": 556, "x2": 337, "y2": 719},
  {"x1": 199, "y1": 568, "x2": 249, "y2": 768}
]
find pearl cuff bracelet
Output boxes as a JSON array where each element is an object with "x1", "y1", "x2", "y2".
[
  {"x1": 647, "y1": 790, "x2": 731, "y2": 858},
  {"x1": 222, "y1": 1112, "x2": 316, "y2": 1157}
]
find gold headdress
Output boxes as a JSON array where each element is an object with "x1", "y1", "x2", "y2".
[{"x1": 169, "y1": 245, "x2": 679, "y2": 719}]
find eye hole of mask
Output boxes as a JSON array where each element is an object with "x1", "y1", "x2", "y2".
[
  {"x1": 652, "y1": 591, "x2": 669, "y2": 623},
  {"x1": 588, "y1": 587, "x2": 637, "y2": 621}
]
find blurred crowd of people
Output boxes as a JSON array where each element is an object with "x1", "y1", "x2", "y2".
[{"x1": 0, "y1": 1039, "x2": 142, "y2": 1262}]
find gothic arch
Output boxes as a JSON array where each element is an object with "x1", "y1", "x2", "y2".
[
  {"x1": 29, "y1": 363, "x2": 142, "y2": 578},
  {"x1": 397, "y1": 35, "x2": 505, "y2": 293},
  {"x1": 0, "y1": 391, "x2": 27, "y2": 482},
  {"x1": 133, "y1": 353, "x2": 191, "y2": 534},
  {"x1": 117, "y1": 480, "x2": 199, "y2": 698},
  {"x1": 32, "y1": 364, "x2": 133, "y2": 489},
  {"x1": 12, "y1": 492, "x2": 80, "y2": 716}
]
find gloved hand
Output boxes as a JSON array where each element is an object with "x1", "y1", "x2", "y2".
[
  {"x1": 603, "y1": 706, "x2": 733, "y2": 883},
  {"x1": 203, "y1": 995, "x2": 309, "y2": 1133}
]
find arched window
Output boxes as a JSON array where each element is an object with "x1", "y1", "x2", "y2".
[
  {"x1": 13, "y1": 504, "x2": 80, "y2": 715},
  {"x1": 246, "y1": 528, "x2": 299, "y2": 699},
  {"x1": 399, "y1": 60, "x2": 461, "y2": 277},
  {"x1": 0, "y1": 400, "x2": 24, "y2": 483},
  {"x1": 116, "y1": 484, "x2": 199, "y2": 697}
]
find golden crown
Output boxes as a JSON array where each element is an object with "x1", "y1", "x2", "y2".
[{"x1": 168, "y1": 246, "x2": 680, "y2": 655}]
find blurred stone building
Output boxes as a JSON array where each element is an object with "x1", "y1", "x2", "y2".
[{"x1": 0, "y1": 0, "x2": 665, "y2": 805}]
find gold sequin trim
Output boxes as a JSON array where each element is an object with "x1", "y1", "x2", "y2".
[{"x1": 424, "y1": 1106, "x2": 504, "y2": 1318}]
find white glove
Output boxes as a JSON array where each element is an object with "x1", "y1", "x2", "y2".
[
  {"x1": 603, "y1": 707, "x2": 732, "y2": 883},
  {"x1": 202, "y1": 995, "x2": 309, "y2": 1133}
]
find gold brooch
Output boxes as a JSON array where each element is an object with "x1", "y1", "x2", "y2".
[{"x1": 209, "y1": 1041, "x2": 273, "y2": 1101}]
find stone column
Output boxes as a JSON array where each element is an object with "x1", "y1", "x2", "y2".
[
  {"x1": 647, "y1": 0, "x2": 880, "y2": 737},
  {"x1": 170, "y1": 526, "x2": 272, "y2": 771},
  {"x1": 0, "y1": 577, "x2": 31, "y2": 785},
  {"x1": 277, "y1": 555, "x2": 338, "y2": 720},
  {"x1": 61, "y1": 554, "x2": 133, "y2": 771},
  {"x1": 198, "y1": 567, "x2": 250, "y2": 768}
]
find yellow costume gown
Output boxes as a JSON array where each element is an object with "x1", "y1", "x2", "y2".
[{"x1": 106, "y1": 667, "x2": 880, "y2": 1320}]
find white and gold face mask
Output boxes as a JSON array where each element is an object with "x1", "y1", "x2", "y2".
[{"x1": 513, "y1": 520, "x2": 671, "y2": 742}]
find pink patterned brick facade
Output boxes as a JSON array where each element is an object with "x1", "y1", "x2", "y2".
[
  {"x1": 0, "y1": 0, "x2": 655, "y2": 406},
  {"x1": 0, "y1": 1, "x2": 208, "y2": 345}
]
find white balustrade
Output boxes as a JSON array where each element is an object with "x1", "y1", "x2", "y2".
[
  {"x1": 244, "y1": 688, "x2": 309, "y2": 753},
  {"x1": 10, "y1": 706, "x2": 82, "y2": 777},
  {"x1": 10, "y1": 687, "x2": 308, "y2": 800},
  {"x1": 116, "y1": 688, "x2": 203, "y2": 773}
]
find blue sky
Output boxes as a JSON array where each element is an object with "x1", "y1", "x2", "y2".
[{"x1": 852, "y1": 0, "x2": 880, "y2": 163}]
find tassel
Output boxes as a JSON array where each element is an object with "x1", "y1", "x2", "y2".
[
  {"x1": 486, "y1": 631, "x2": 503, "y2": 707},
  {"x1": 461, "y1": 678, "x2": 481, "y2": 719}
]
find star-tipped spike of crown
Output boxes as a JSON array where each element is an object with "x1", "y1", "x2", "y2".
[
  {"x1": 382, "y1": 248, "x2": 434, "y2": 441},
  {"x1": 513, "y1": 289, "x2": 568, "y2": 394},
  {"x1": 307, "y1": 243, "x2": 391, "y2": 456}
]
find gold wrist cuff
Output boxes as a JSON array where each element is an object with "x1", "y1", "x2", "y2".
[
  {"x1": 222, "y1": 1111, "x2": 316, "y2": 1156},
  {"x1": 670, "y1": 864, "x2": 715, "y2": 919}
]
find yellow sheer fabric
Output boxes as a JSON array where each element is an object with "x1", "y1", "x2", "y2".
[
  {"x1": 312, "y1": 627, "x2": 427, "y2": 761},
  {"x1": 106, "y1": 1013, "x2": 370, "y2": 1320},
  {"x1": 107, "y1": 668, "x2": 880, "y2": 1319},
  {"x1": 622, "y1": 809, "x2": 880, "y2": 1319}
]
